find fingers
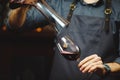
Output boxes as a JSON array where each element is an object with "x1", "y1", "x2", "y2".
[
  {"x1": 78, "y1": 54, "x2": 100, "y2": 67},
  {"x1": 9, "y1": 0, "x2": 35, "y2": 4},
  {"x1": 81, "y1": 61, "x2": 103, "y2": 73},
  {"x1": 9, "y1": 0, "x2": 25, "y2": 3},
  {"x1": 17, "y1": 0, "x2": 25, "y2": 4},
  {"x1": 78, "y1": 54, "x2": 103, "y2": 73},
  {"x1": 23, "y1": 0, "x2": 37, "y2": 4}
]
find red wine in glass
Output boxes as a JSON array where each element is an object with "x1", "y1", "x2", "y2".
[{"x1": 57, "y1": 36, "x2": 81, "y2": 61}]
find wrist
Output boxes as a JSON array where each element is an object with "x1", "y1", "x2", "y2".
[
  {"x1": 103, "y1": 64, "x2": 111, "y2": 76},
  {"x1": 14, "y1": 6, "x2": 30, "y2": 15}
]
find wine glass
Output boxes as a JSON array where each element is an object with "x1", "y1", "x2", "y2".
[{"x1": 56, "y1": 35, "x2": 81, "y2": 61}]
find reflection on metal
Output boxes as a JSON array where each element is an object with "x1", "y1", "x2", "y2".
[{"x1": 32, "y1": 0, "x2": 69, "y2": 32}]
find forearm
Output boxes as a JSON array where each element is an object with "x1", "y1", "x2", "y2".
[
  {"x1": 8, "y1": 6, "x2": 29, "y2": 28},
  {"x1": 106, "y1": 62, "x2": 120, "y2": 73}
]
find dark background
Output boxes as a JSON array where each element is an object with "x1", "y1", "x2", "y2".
[
  {"x1": 0, "y1": 1, "x2": 55, "y2": 79},
  {"x1": 0, "y1": 27, "x2": 55, "y2": 80}
]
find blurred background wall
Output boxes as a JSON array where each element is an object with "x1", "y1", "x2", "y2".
[
  {"x1": 0, "y1": 1, "x2": 55, "y2": 80},
  {"x1": 0, "y1": 29, "x2": 55, "y2": 80}
]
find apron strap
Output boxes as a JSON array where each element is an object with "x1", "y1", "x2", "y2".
[
  {"x1": 104, "y1": 0, "x2": 112, "y2": 33},
  {"x1": 67, "y1": 0, "x2": 78, "y2": 21}
]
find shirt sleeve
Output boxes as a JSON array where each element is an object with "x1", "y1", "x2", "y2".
[
  {"x1": 22, "y1": 7, "x2": 50, "y2": 29},
  {"x1": 6, "y1": 0, "x2": 55, "y2": 31}
]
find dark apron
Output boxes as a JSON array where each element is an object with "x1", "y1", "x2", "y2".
[{"x1": 49, "y1": 15, "x2": 120, "y2": 80}]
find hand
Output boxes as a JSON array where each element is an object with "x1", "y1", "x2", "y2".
[
  {"x1": 9, "y1": 0, "x2": 37, "y2": 9},
  {"x1": 9, "y1": 0, "x2": 37, "y2": 5},
  {"x1": 78, "y1": 54, "x2": 106, "y2": 75}
]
